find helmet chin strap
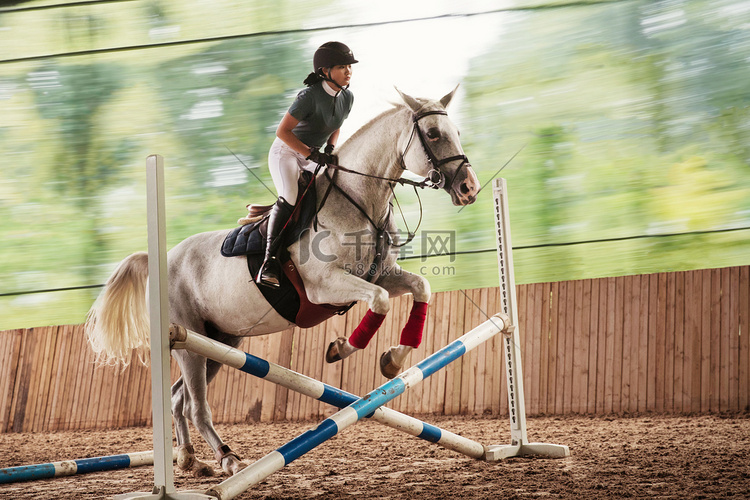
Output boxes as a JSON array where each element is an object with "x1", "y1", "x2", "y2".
[
  {"x1": 320, "y1": 68, "x2": 349, "y2": 94},
  {"x1": 320, "y1": 68, "x2": 350, "y2": 116}
]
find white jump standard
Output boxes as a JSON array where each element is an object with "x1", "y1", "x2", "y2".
[
  {"x1": 489, "y1": 178, "x2": 570, "y2": 460},
  {"x1": 115, "y1": 155, "x2": 212, "y2": 500}
]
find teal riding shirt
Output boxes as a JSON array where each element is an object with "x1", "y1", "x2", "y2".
[{"x1": 288, "y1": 83, "x2": 354, "y2": 149}]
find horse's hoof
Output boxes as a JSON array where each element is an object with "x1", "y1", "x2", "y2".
[
  {"x1": 227, "y1": 460, "x2": 248, "y2": 476},
  {"x1": 325, "y1": 337, "x2": 347, "y2": 363},
  {"x1": 177, "y1": 444, "x2": 214, "y2": 477},
  {"x1": 176, "y1": 444, "x2": 196, "y2": 471},
  {"x1": 216, "y1": 445, "x2": 246, "y2": 476},
  {"x1": 220, "y1": 454, "x2": 247, "y2": 476},
  {"x1": 192, "y1": 460, "x2": 215, "y2": 478},
  {"x1": 379, "y1": 350, "x2": 401, "y2": 379}
]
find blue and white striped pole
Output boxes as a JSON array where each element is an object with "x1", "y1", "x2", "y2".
[
  {"x1": 170, "y1": 323, "x2": 502, "y2": 461},
  {"x1": 201, "y1": 313, "x2": 509, "y2": 500},
  {"x1": 0, "y1": 449, "x2": 176, "y2": 484}
]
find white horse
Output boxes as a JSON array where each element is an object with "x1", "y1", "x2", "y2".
[{"x1": 85, "y1": 87, "x2": 480, "y2": 477}]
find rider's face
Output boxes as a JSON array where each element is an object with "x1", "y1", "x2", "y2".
[{"x1": 326, "y1": 65, "x2": 352, "y2": 87}]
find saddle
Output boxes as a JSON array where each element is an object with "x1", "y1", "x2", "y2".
[
  {"x1": 220, "y1": 170, "x2": 353, "y2": 328},
  {"x1": 221, "y1": 171, "x2": 318, "y2": 258}
]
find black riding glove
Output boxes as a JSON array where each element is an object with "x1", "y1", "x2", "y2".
[
  {"x1": 307, "y1": 147, "x2": 336, "y2": 166},
  {"x1": 324, "y1": 144, "x2": 339, "y2": 165}
]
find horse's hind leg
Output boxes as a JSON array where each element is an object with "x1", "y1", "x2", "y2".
[
  {"x1": 172, "y1": 343, "x2": 248, "y2": 476},
  {"x1": 203, "y1": 357, "x2": 248, "y2": 475},
  {"x1": 171, "y1": 375, "x2": 214, "y2": 477}
]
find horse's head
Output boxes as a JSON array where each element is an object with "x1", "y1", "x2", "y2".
[{"x1": 396, "y1": 86, "x2": 480, "y2": 206}]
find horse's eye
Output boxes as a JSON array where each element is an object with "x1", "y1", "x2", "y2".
[{"x1": 426, "y1": 127, "x2": 441, "y2": 141}]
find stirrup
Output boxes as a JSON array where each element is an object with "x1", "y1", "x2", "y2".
[{"x1": 256, "y1": 257, "x2": 282, "y2": 288}]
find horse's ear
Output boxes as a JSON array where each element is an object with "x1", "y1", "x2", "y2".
[
  {"x1": 440, "y1": 84, "x2": 460, "y2": 108},
  {"x1": 395, "y1": 87, "x2": 421, "y2": 113}
]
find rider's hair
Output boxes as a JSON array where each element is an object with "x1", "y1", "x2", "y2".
[{"x1": 303, "y1": 70, "x2": 325, "y2": 87}]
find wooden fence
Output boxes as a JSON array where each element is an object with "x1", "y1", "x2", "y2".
[{"x1": 1, "y1": 266, "x2": 749, "y2": 434}]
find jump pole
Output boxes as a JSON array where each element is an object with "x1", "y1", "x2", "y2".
[
  {"x1": 169, "y1": 323, "x2": 494, "y2": 460},
  {"x1": 204, "y1": 313, "x2": 512, "y2": 500},
  {"x1": 0, "y1": 450, "x2": 177, "y2": 484},
  {"x1": 489, "y1": 177, "x2": 569, "y2": 459},
  {"x1": 116, "y1": 155, "x2": 212, "y2": 500}
]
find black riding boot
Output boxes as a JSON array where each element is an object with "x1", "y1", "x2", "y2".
[{"x1": 256, "y1": 197, "x2": 295, "y2": 288}]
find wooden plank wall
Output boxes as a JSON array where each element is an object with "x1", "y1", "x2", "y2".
[{"x1": 1, "y1": 266, "x2": 748, "y2": 433}]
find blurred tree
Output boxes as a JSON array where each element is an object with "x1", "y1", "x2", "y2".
[
  {"x1": 462, "y1": 0, "x2": 750, "y2": 283},
  {"x1": 0, "y1": 1, "x2": 33, "y2": 7},
  {"x1": 23, "y1": 8, "x2": 140, "y2": 287},
  {"x1": 524, "y1": 125, "x2": 575, "y2": 277},
  {"x1": 30, "y1": 59, "x2": 129, "y2": 283},
  {"x1": 155, "y1": 36, "x2": 305, "y2": 200}
]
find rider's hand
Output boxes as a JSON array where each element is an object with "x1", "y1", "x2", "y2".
[
  {"x1": 307, "y1": 147, "x2": 336, "y2": 166},
  {"x1": 324, "y1": 144, "x2": 339, "y2": 165}
]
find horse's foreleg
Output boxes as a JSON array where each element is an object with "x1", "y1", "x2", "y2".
[
  {"x1": 306, "y1": 271, "x2": 392, "y2": 363},
  {"x1": 375, "y1": 268, "x2": 432, "y2": 378}
]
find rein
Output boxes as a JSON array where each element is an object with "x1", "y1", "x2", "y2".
[
  {"x1": 322, "y1": 160, "x2": 436, "y2": 190},
  {"x1": 320, "y1": 169, "x2": 417, "y2": 249}
]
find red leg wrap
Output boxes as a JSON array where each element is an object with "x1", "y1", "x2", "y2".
[
  {"x1": 399, "y1": 301, "x2": 429, "y2": 348},
  {"x1": 349, "y1": 309, "x2": 387, "y2": 349}
]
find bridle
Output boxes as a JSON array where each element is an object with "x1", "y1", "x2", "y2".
[
  {"x1": 322, "y1": 108, "x2": 471, "y2": 191},
  {"x1": 399, "y1": 109, "x2": 472, "y2": 191}
]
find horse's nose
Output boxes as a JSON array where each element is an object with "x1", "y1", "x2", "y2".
[{"x1": 456, "y1": 165, "x2": 480, "y2": 205}]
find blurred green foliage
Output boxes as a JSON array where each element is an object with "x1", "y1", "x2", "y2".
[{"x1": 1, "y1": 0, "x2": 749, "y2": 329}]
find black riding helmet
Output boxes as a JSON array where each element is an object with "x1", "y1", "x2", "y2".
[{"x1": 313, "y1": 41, "x2": 358, "y2": 73}]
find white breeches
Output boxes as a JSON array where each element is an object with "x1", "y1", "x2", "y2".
[{"x1": 268, "y1": 137, "x2": 317, "y2": 202}]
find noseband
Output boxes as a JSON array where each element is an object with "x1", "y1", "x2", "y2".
[{"x1": 400, "y1": 109, "x2": 472, "y2": 190}]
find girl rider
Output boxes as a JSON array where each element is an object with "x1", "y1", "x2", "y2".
[{"x1": 257, "y1": 41, "x2": 358, "y2": 288}]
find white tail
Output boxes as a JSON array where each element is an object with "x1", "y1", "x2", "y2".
[{"x1": 85, "y1": 252, "x2": 151, "y2": 366}]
